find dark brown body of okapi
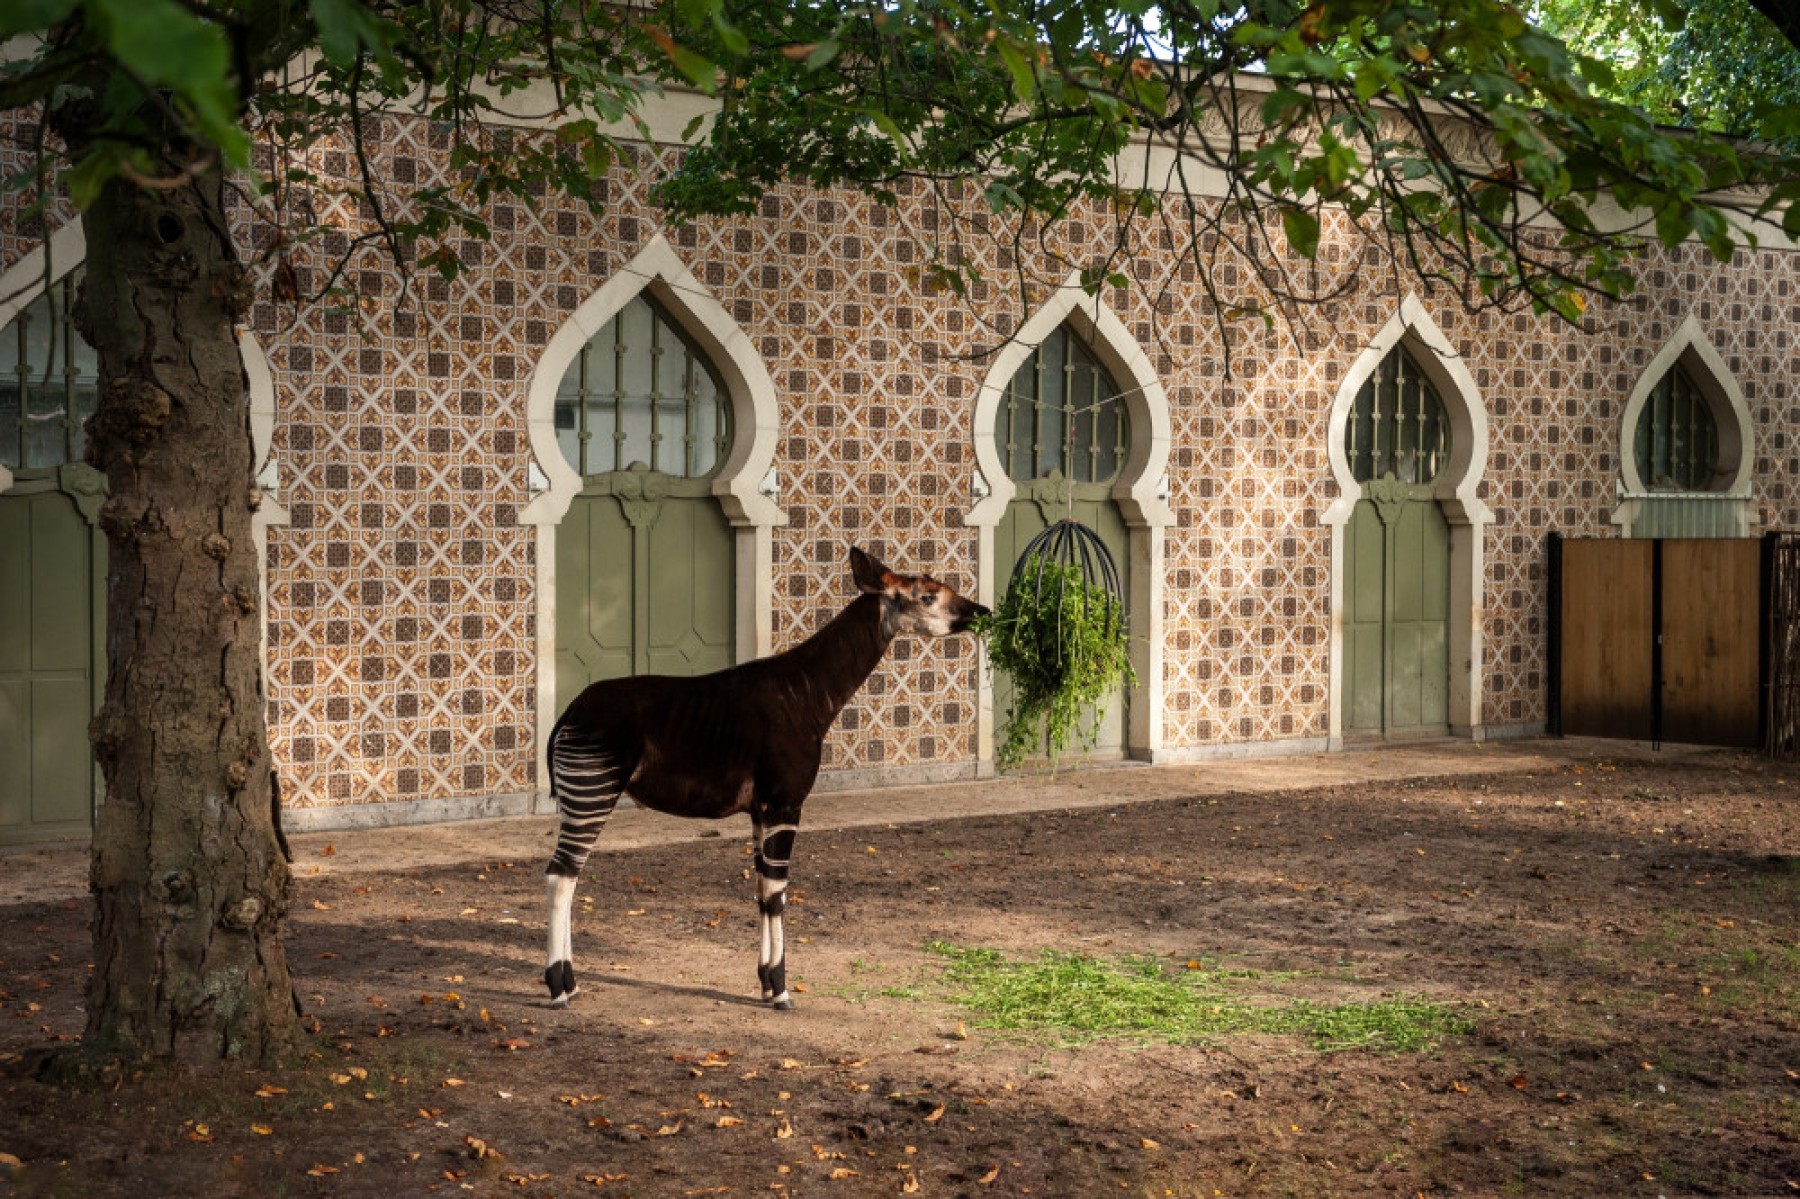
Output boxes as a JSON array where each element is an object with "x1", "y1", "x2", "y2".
[{"x1": 542, "y1": 547, "x2": 986, "y2": 1009}]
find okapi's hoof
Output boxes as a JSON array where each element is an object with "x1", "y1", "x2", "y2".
[
  {"x1": 771, "y1": 994, "x2": 795, "y2": 1011},
  {"x1": 545, "y1": 961, "x2": 578, "y2": 1007}
]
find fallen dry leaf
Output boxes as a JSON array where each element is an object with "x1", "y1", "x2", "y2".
[
  {"x1": 251, "y1": 1122, "x2": 273, "y2": 1135},
  {"x1": 828, "y1": 1167, "x2": 859, "y2": 1179},
  {"x1": 922, "y1": 1104, "x2": 945, "y2": 1124},
  {"x1": 715, "y1": 1115, "x2": 743, "y2": 1128},
  {"x1": 440, "y1": 1078, "x2": 466, "y2": 1088},
  {"x1": 306, "y1": 1164, "x2": 339, "y2": 1177},
  {"x1": 582, "y1": 1173, "x2": 628, "y2": 1187},
  {"x1": 979, "y1": 1164, "x2": 1000, "y2": 1184},
  {"x1": 1139, "y1": 1137, "x2": 1160, "y2": 1150}
]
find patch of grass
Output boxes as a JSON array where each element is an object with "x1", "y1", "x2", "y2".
[{"x1": 921, "y1": 941, "x2": 1470, "y2": 1053}]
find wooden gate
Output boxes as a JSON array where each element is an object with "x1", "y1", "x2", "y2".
[
  {"x1": 1550, "y1": 535, "x2": 1764, "y2": 748},
  {"x1": 1764, "y1": 533, "x2": 1800, "y2": 756}
]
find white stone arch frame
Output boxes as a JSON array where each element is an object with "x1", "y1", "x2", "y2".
[
  {"x1": 963, "y1": 277, "x2": 1174, "y2": 767},
  {"x1": 1319, "y1": 294, "x2": 1494, "y2": 744},
  {"x1": 520, "y1": 234, "x2": 786, "y2": 769},
  {"x1": 1610, "y1": 315, "x2": 1754, "y2": 537}
]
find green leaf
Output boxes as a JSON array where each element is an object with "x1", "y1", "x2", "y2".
[
  {"x1": 1281, "y1": 207, "x2": 1320, "y2": 258},
  {"x1": 995, "y1": 38, "x2": 1039, "y2": 104},
  {"x1": 649, "y1": 27, "x2": 719, "y2": 94},
  {"x1": 0, "y1": 0, "x2": 78, "y2": 37},
  {"x1": 91, "y1": 0, "x2": 250, "y2": 165},
  {"x1": 310, "y1": 0, "x2": 363, "y2": 67}
]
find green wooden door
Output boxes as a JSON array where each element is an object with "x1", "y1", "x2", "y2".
[
  {"x1": 997, "y1": 473, "x2": 1130, "y2": 759},
  {"x1": 556, "y1": 465, "x2": 733, "y2": 713},
  {"x1": 1343, "y1": 477, "x2": 1449, "y2": 738},
  {"x1": 0, "y1": 466, "x2": 107, "y2": 845}
]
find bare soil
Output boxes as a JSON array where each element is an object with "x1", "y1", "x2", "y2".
[{"x1": 4, "y1": 741, "x2": 1800, "y2": 1198}]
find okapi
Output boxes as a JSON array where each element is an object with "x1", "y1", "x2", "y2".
[{"x1": 544, "y1": 546, "x2": 988, "y2": 1009}]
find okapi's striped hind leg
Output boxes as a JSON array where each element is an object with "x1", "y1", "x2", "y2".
[
  {"x1": 544, "y1": 727, "x2": 625, "y2": 1008},
  {"x1": 753, "y1": 818, "x2": 799, "y2": 1009}
]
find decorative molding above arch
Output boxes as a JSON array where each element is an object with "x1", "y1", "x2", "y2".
[
  {"x1": 519, "y1": 235, "x2": 787, "y2": 776},
  {"x1": 962, "y1": 276, "x2": 1173, "y2": 766},
  {"x1": 1319, "y1": 295, "x2": 1493, "y2": 743},
  {"x1": 1321, "y1": 293, "x2": 1493, "y2": 530},
  {"x1": 519, "y1": 234, "x2": 784, "y2": 533},
  {"x1": 1617, "y1": 315, "x2": 1752, "y2": 497},
  {"x1": 965, "y1": 279, "x2": 1173, "y2": 533}
]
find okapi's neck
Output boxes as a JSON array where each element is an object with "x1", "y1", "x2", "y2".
[{"x1": 779, "y1": 593, "x2": 895, "y2": 736}]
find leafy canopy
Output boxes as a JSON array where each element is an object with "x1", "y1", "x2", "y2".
[
  {"x1": 1533, "y1": 0, "x2": 1800, "y2": 142},
  {"x1": 5, "y1": 0, "x2": 1800, "y2": 337}
]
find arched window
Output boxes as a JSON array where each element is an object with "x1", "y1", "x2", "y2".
[
  {"x1": 994, "y1": 326, "x2": 1127, "y2": 484},
  {"x1": 1632, "y1": 362, "x2": 1721, "y2": 492},
  {"x1": 553, "y1": 294, "x2": 730, "y2": 479},
  {"x1": 1346, "y1": 346, "x2": 1449, "y2": 485},
  {"x1": 2, "y1": 269, "x2": 97, "y2": 471}
]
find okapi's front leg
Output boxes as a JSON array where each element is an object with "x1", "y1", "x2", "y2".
[{"x1": 753, "y1": 816, "x2": 800, "y2": 1009}]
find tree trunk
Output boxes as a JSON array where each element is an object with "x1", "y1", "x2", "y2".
[{"x1": 73, "y1": 165, "x2": 300, "y2": 1066}]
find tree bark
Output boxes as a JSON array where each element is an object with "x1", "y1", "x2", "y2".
[{"x1": 71, "y1": 163, "x2": 300, "y2": 1066}]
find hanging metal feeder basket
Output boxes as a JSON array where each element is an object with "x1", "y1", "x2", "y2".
[{"x1": 1005, "y1": 519, "x2": 1126, "y2": 666}]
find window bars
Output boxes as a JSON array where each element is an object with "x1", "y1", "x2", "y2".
[
  {"x1": 554, "y1": 294, "x2": 731, "y2": 479},
  {"x1": 995, "y1": 326, "x2": 1128, "y2": 484},
  {"x1": 1346, "y1": 346, "x2": 1449, "y2": 485},
  {"x1": 1, "y1": 271, "x2": 98, "y2": 472},
  {"x1": 1634, "y1": 364, "x2": 1720, "y2": 492}
]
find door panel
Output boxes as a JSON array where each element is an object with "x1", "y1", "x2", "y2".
[
  {"x1": 556, "y1": 491, "x2": 635, "y2": 713},
  {"x1": 0, "y1": 478, "x2": 102, "y2": 844},
  {"x1": 1343, "y1": 502, "x2": 1386, "y2": 732},
  {"x1": 645, "y1": 496, "x2": 733, "y2": 676},
  {"x1": 1343, "y1": 493, "x2": 1450, "y2": 738},
  {"x1": 556, "y1": 471, "x2": 733, "y2": 711}
]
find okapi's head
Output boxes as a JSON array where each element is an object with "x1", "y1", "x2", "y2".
[{"x1": 850, "y1": 546, "x2": 989, "y2": 638}]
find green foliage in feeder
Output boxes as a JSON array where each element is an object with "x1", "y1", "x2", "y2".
[{"x1": 975, "y1": 555, "x2": 1135, "y2": 770}]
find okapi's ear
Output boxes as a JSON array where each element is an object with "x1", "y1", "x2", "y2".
[{"x1": 849, "y1": 546, "x2": 889, "y2": 594}]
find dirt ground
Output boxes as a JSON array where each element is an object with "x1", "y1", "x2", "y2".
[{"x1": 3, "y1": 738, "x2": 1800, "y2": 1198}]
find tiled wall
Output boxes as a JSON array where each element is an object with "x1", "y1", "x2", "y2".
[{"x1": 6, "y1": 111, "x2": 1798, "y2": 814}]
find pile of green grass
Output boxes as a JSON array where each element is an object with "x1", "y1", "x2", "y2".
[{"x1": 924, "y1": 941, "x2": 1469, "y2": 1053}]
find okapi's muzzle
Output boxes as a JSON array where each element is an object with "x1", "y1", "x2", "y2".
[{"x1": 950, "y1": 602, "x2": 990, "y2": 634}]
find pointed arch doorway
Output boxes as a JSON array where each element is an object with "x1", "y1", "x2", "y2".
[
  {"x1": 521, "y1": 236, "x2": 786, "y2": 770},
  {"x1": 1323, "y1": 297, "x2": 1493, "y2": 745},
  {"x1": 964, "y1": 279, "x2": 1172, "y2": 770},
  {"x1": 1, "y1": 223, "x2": 286, "y2": 845}
]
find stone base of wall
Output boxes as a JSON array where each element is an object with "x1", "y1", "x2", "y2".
[
  {"x1": 281, "y1": 789, "x2": 549, "y2": 833},
  {"x1": 1150, "y1": 736, "x2": 1332, "y2": 764}
]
